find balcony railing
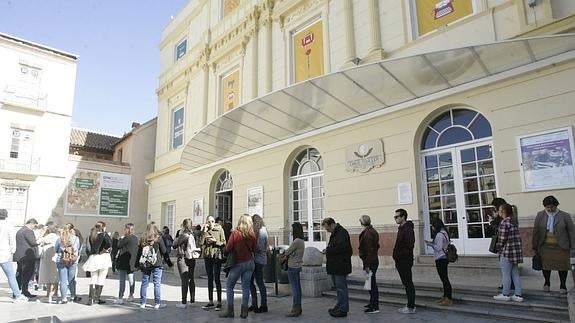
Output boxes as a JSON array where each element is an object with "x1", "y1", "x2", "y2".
[
  {"x1": 0, "y1": 157, "x2": 40, "y2": 175},
  {"x1": 2, "y1": 85, "x2": 47, "y2": 113}
]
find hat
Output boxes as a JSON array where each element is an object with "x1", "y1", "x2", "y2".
[{"x1": 0, "y1": 209, "x2": 7, "y2": 219}]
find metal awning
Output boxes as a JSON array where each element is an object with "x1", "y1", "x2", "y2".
[{"x1": 181, "y1": 34, "x2": 575, "y2": 172}]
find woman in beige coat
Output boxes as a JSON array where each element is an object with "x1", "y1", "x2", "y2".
[{"x1": 532, "y1": 195, "x2": 575, "y2": 294}]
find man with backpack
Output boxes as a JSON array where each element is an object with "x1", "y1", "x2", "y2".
[{"x1": 393, "y1": 209, "x2": 416, "y2": 314}]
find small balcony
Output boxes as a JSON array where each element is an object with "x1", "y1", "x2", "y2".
[
  {"x1": 0, "y1": 157, "x2": 40, "y2": 179},
  {"x1": 1, "y1": 85, "x2": 47, "y2": 114}
]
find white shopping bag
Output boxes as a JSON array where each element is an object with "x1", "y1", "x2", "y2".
[{"x1": 363, "y1": 270, "x2": 372, "y2": 291}]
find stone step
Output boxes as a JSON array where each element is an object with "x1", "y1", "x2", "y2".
[
  {"x1": 323, "y1": 289, "x2": 570, "y2": 323},
  {"x1": 417, "y1": 255, "x2": 500, "y2": 267}
]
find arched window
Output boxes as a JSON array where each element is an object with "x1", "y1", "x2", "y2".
[
  {"x1": 215, "y1": 170, "x2": 233, "y2": 192},
  {"x1": 289, "y1": 148, "x2": 325, "y2": 243},
  {"x1": 420, "y1": 108, "x2": 496, "y2": 255},
  {"x1": 421, "y1": 109, "x2": 492, "y2": 150},
  {"x1": 214, "y1": 170, "x2": 233, "y2": 238}
]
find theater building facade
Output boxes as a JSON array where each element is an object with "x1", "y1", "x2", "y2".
[{"x1": 148, "y1": 0, "x2": 575, "y2": 265}]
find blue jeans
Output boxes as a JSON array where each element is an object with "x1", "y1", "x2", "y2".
[
  {"x1": 57, "y1": 263, "x2": 77, "y2": 300},
  {"x1": 1, "y1": 261, "x2": 22, "y2": 298},
  {"x1": 331, "y1": 274, "x2": 349, "y2": 313},
  {"x1": 287, "y1": 267, "x2": 302, "y2": 305},
  {"x1": 226, "y1": 260, "x2": 255, "y2": 307},
  {"x1": 140, "y1": 267, "x2": 163, "y2": 305},
  {"x1": 500, "y1": 256, "x2": 522, "y2": 296},
  {"x1": 118, "y1": 270, "x2": 135, "y2": 299},
  {"x1": 249, "y1": 262, "x2": 267, "y2": 307}
]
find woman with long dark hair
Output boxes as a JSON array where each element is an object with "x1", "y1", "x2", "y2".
[
  {"x1": 284, "y1": 222, "x2": 305, "y2": 317},
  {"x1": 82, "y1": 222, "x2": 112, "y2": 305},
  {"x1": 249, "y1": 214, "x2": 269, "y2": 313},
  {"x1": 173, "y1": 218, "x2": 200, "y2": 308},
  {"x1": 424, "y1": 218, "x2": 452, "y2": 306},
  {"x1": 199, "y1": 215, "x2": 226, "y2": 311},
  {"x1": 494, "y1": 203, "x2": 523, "y2": 302}
]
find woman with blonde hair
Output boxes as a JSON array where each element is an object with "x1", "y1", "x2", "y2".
[
  {"x1": 137, "y1": 223, "x2": 167, "y2": 309},
  {"x1": 220, "y1": 214, "x2": 256, "y2": 319},
  {"x1": 55, "y1": 226, "x2": 80, "y2": 303},
  {"x1": 249, "y1": 214, "x2": 268, "y2": 313}
]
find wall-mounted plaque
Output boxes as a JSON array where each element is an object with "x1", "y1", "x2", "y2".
[{"x1": 345, "y1": 139, "x2": 385, "y2": 173}]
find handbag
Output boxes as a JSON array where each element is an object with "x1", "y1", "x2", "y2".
[
  {"x1": 532, "y1": 253, "x2": 542, "y2": 271},
  {"x1": 222, "y1": 250, "x2": 236, "y2": 276},
  {"x1": 212, "y1": 245, "x2": 225, "y2": 261},
  {"x1": 280, "y1": 254, "x2": 289, "y2": 271},
  {"x1": 489, "y1": 235, "x2": 498, "y2": 254}
]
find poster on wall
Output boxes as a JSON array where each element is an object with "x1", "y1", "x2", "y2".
[
  {"x1": 247, "y1": 186, "x2": 263, "y2": 217},
  {"x1": 172, "y1": 107, "x2": 184, "y2": 149},
  {"x1": 221, "y1": 70, "x2": 240, "y2": 113},
  {"x1": 415, "y1": 0, "x2": 473, "y2": 36},
  {"x1": 517, "y1": 127, "x2": 575, "y2": 191},
  {"x1": 65, "y1": 169, "x2": 131, "y2": 217},
  {"x1": 293, "y1": 20, "x2": 324, "y2": 83},
  {"x1": 193, "y1": 198, "x2": 204, "y2": 225}
]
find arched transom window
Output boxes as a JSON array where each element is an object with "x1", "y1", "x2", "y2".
[
  {"x1": 421, "y1": 109, "x2": 492, "y2": 150},
  {"x1": 216, "y1": 170, "x2": 233, "y2": 192}
]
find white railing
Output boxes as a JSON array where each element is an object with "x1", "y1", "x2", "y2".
[{"x1": 0, "y1": 157, "x2": 40, "y2": 174}]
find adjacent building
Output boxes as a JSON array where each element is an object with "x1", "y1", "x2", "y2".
[
  {"x1": 0, "y1": 32, "x2": 77, "y2": 228},
  {"x1": 148, "y1": 0, "x2": 575, "y2": 264}
]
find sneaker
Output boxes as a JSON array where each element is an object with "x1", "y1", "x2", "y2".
[
  {"x1": 215, "y1": 303, "x2": 222, "y2": 311},
  {"x1": 493, "y1": 294, "x2": 510, "y2": 301},
  {"x1": 176, "y1": 303, "x2": 187, "y2": 309},
  {"x1": 154, "y1": 303, "x2": 167, "y2": 309},
  {"x1": 13, "y1": 295, "x2": 28, "y2": 303},
  {"x1": 60, "y1": 300, "x2": 68, "y2": 305},
  {"x1": 543, "y1": 285, "x2": 550, "y2": 292},
  {"x1": 364, "y1": 304, "x2": 371, "y2": 308},
  {"x1": 202, "y1": 302, "x2": 215, "y2": 310},
  {"x1": 560, "y1": 288, "x2": 568, "y2": 295},
  {"x1": 127, "y1": 295, "x2": 135, "y2": 302},
  {"x1": 510, "y1": 295, "x2": 524, "y2": 302},
  {"x1": 435, "y1": 297, "x2": 446, "y2": 304},
  {"x1": 73, "y1": 296, "x2": 82, "y2": 302},
  {"x1": 139, "y1": 304, "x2": 146, "y2": 309},
  {"x1": 113, "y1": 298, "x2": 125, "y2": 305},
  {"x1": 365, "y1": 307, "x2": 380, "y2": 314},
  {"x1": 397, "y1": 306, "x2": 416, "y2": 314},
  {"x1": 439, "y1": 298, "x2": 453, "y2": 306}
]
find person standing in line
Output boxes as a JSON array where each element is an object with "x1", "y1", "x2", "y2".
[
  {"x1": 32, "y1": 223, "x2": 44, "y2": 292},
  {"x1": 137, "y1": 223, "x2": 168, "y2": 309},
  {"x1": 0, "y1": 209, "x2": 28, "y2": 302},
  {"x1": 111, "y1": 231, "x2": 120, "y2": 273},
  {"x1": 173, "y1": 218, "x2": 200, "y2": 308},
  {"x1": 219, "y1": 214, "x2": 256, "y2": 319},
  {"x1": 424, "y1": 218, "x2": 453, "y2": 306},
  {"x1": 14, "y1": 218, "x2": 39, "y2": 298},
  {"x1": 161, "y1": 226, "x2": 174, "y2": 268},
  {"x1": 114, "y1": 223, "x2": 139, "y2": 304},
  {"x1": 37, "y1": 222, "x2": 60, "y2": 303},
  {"x1": 54, "y1": 226, "x2": 80, "y2": 304},
  {"x1": 284, "y1": 222, "x2": 305, "y2": 317},
  {"x1": 393, "y1": 208, "x2": 416, "y2": 314},
  {"x1": 322, "y1": 217, "x2": 353, "y2": 318},
  {"x1": 532, "y1": 195, "x2": 575, "y2": 294},
  {"x1": 200, "y1": 215, "x2": 226, "y2": 311},
  {"x1": 493, "y1": 203, "x2": 524, "y2": 302},
  {"x1": 358, "y1": 215, "x2": 380, "y2": 314},
  {"x1": 82, "y1": 222, "x2": 112, "y2": 305},
  {"x1": 249, "y1": 214, "x2": 268, "y2": 313}
]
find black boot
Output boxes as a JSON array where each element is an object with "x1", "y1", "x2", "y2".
[
  {"x1": 240, "y1": 305, "x2": 249, "y2": 319},
  {"x1": 95, "y1": 285, "x2": 106, "y2": 304},
  {"x1": 86, "y1": 285, "x2": 95, "y2": 306},
  {"x1": 219, "y1": 305, "x2": 234, "y2": 318}
]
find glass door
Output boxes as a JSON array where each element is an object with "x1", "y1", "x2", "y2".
[{"x1": 422, "y1": 142, "x2": 497, "y2": 255}]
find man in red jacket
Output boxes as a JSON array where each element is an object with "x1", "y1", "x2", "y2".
[{"x1": 393, "y1": 208, "x2": 416, "y2": 314}]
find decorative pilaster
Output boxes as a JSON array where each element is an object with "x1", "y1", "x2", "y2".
[
  {"x1": 343, "y1": 0, "x2": 356, "y2": 63},
  {"x1": 367, "y1": 0, "x2": 384, "y2": 60}
]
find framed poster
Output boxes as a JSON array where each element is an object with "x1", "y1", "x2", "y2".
[
  {"x1": 65, "y1": 169, "x2": 131, "y2": 217},
  {"x1": 293, "y1": 20, "x2": 324, "y2": 83},
  {"x1": 517, "y1": 127, "x2": 575, "y2": 191},
  {"x1": 247, "y1": 186, "x2": 263, "y2": 216},
  {"x1": 221, "y1": 69, "x2": 240, "y2": 113},
  {"x1": 193, "y1": 198, "x2": 204, "y2": 225}
]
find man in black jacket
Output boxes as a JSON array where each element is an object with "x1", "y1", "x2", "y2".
[
  {"x1": 322, "y1": 217, "x2": 352, "y2": 318},
  {"x1": 114, "y1": 223, "x2": 139, "y2": 304},
  {"x1": 14, "y1": 218, "x2": 38, "y2": 298},
  {"x1": 393, "y1": 208, "x2": 416, "y2": 314}
]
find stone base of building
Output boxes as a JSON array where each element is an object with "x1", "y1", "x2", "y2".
[{"x1": 300, "y1": 265, "x2": 332, "y2": 297}]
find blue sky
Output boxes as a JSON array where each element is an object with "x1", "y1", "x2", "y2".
[{"x1": 0, "y1": 0, "x2": 189, "y2": 136}]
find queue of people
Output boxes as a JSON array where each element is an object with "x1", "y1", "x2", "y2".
[{"x1": 0, "y1": 193, "x2": 573, "y2": 319}]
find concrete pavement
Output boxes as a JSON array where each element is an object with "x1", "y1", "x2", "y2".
[{"x1": 0, "y1": 268, "x2": 511, "y2": 323}]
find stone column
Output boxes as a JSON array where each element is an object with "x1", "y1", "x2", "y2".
[
  {"x1": 202, "y1": 63, "x2": 209, "y2": 125},
  {"x1": 343, "y1": 0, "x2": 356, "y2": 64},
  {"x1": 251, "y1": 27, "x2": 259, "y2": 99},
  {"x1": 367, "y1": 0, "x2": 384, "y2": 59},
  {"x1": 264, "y1": 18, "x2": 273, "y2": 94}
]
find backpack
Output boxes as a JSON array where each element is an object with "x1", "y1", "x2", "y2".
[
  {"x1": 62, "y1": 240, "x2": 77, "y2": 265},
  {"x1": 139, "y1": 244, "x2": 157, "y2": 269},
  {"x1": 441, "y1": 231, "x2": 458, "y2": 263}
]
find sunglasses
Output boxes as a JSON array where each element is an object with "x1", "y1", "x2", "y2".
[{"x1": 394, "y1": 215, "x2": 401, "y2": 219}]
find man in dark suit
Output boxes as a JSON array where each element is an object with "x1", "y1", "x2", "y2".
[{"x1": 14, "y1": 218, "x2": 38, "y2": 298}]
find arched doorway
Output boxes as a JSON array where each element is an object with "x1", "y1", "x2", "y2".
[
  {"x1": 420, "y1": 108, "x2": 497, "y2": 255},
  {"x1": 214, "y1": 170, "x2": 233, "y2": 240},
  {"x1": 289, "y1": 147, "x2": 325, "y2": 248}
]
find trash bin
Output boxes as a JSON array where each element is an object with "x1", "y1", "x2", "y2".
[{"x1": 264, "y1": 247, "x2": 275, "y2": 283}]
